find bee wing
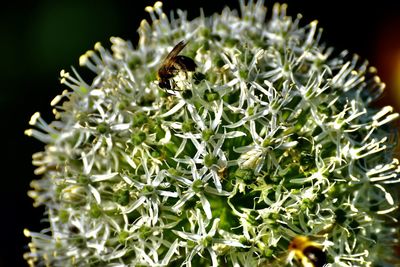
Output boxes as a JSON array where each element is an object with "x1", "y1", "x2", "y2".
[{"x1": 162, "y1": 40, "x2": 187, "y2": 66}]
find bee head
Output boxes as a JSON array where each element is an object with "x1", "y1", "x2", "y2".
[{"x1": 158, "y1": 80, "x2": 171, "y2": 89}]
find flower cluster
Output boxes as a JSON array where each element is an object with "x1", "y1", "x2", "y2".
[{"x1": 25, "y1": 1, "x2": 400, "y2": 266}]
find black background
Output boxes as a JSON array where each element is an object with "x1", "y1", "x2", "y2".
[{"x1": 1, "y1": 0, "x2": 400, "y2": 266}]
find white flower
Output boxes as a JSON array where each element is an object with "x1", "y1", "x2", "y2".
[{"x1": 25, "y1": 1, "x2": 400, "y2": 266}]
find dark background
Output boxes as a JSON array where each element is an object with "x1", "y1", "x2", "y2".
[{"x1": 1, "y1": 0, "x2": 400, "y2": 266}]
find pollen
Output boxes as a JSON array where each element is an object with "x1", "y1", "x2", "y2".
[{"x1": 28, "y1": 112, "x2": 40, "y2": 126}]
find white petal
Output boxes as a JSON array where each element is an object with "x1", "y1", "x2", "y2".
[
  {"x1": 91, "y1": 172, "x2": 119, "y2": 182},
  {"x1": 88, "y1": 184, "x2": 101, "y2": 204}
]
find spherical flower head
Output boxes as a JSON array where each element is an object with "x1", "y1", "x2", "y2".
[{"x1": 25, "y1": 1, "x2": 400, "y2": 266}]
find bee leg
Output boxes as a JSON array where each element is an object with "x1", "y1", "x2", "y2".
[{"x1": 165, "y1": 79, "x2": 178, "y2": 91}]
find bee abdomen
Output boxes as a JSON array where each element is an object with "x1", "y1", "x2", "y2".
[
  {"x1": 303, "y1": 246, "x2": 327, "y2": 267},
  {"x1": 174, "y1": 55, "x2": 197, "y2": 71}
]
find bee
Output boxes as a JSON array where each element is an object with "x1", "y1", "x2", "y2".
[
  {"x1": 217, "y1": 166, "x2": 228, "y2": 181},
  {"x1": 288, "y1": 236, "x2": 327, "y2": 267},
  {"x1": 157, "y1": 40, "x2": 197, "y2": 90}
]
